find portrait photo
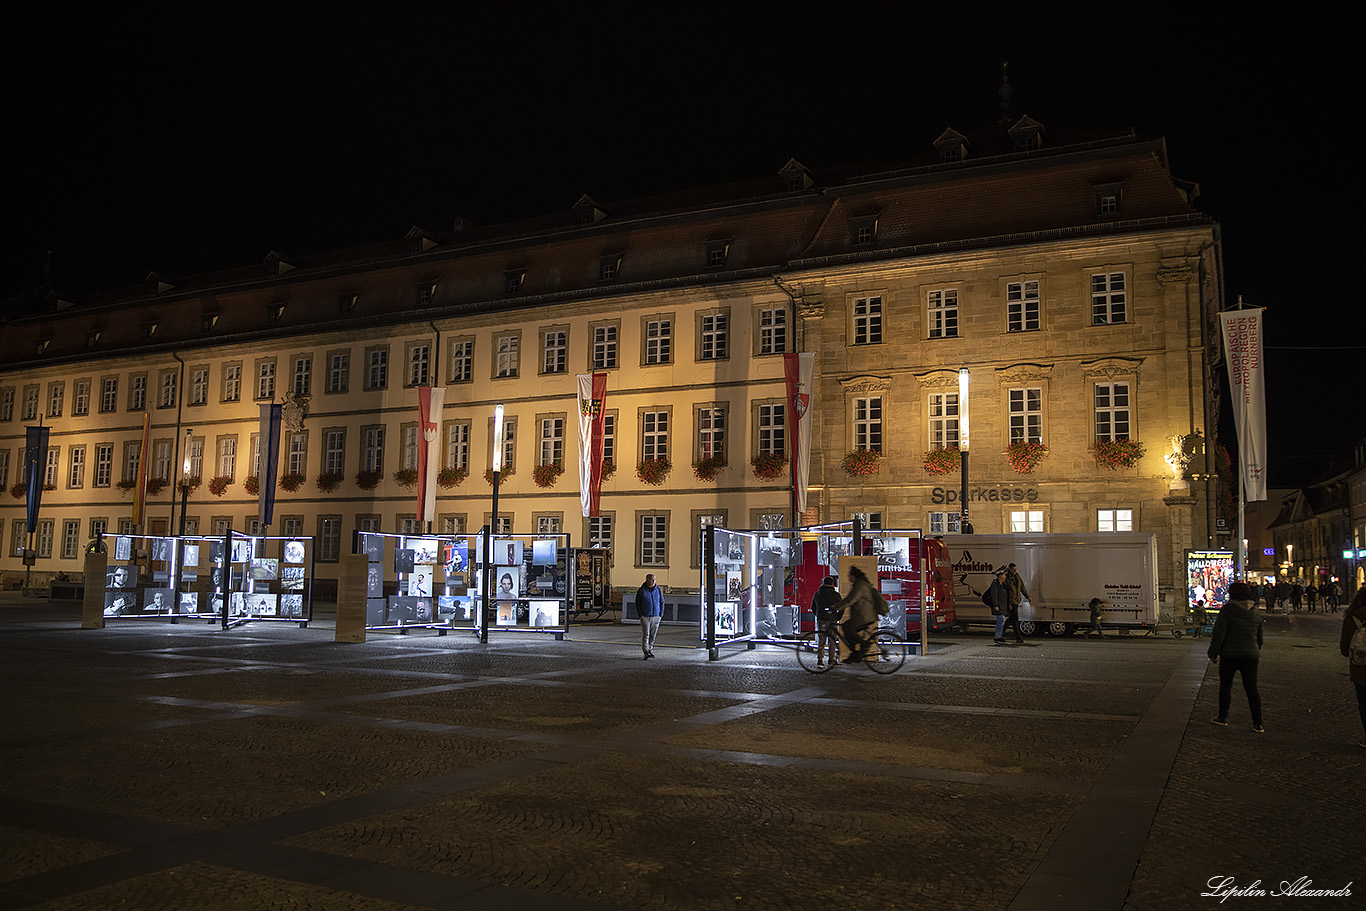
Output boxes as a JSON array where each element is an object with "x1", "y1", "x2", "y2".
[
  {"x1": 106, "y1": 565, "x2": 135, "y2": 590},
  {"x1": 412, "y1": 598, "x2": 433, "y2": 622},
  {"x1": 104, "y1": 591, "x2": 136, "y2": 617},
  {"x1": 366, "y1": 564, "x2": 383, "y2": 597},
  {"x1": 113, "y1": 536, "x2": 132, "y2": 561},
  {"x1": 387, "y1": 596, "x2": 415, "y2": 623},
  {"x1": 394, "y1": 549, "x2": 415, "y2": 574},
  {"x1": 231, "y1": 539, "x2": 253, "y2": 564},
  {"x1": 408, "y1": 571, "x2": 432, "y2": 597},
  {"x1": 283, "y1": 540, "x2": 306, "y2": 564},
  {"x1": 443, "y1": 540, "x2": 468, "y2": 577},
  {"x1": 143, "y1": 588, "x2": 173, "y2": 614},
  {"x1": 229, "y1": 592, "x2": 248, "y2": 616},
  {"x1": 181, "y1": 543, "x2": 200, "y2": 567},
  {"x1": 495, "y1": 566, "x2": 521, "y2": 599},
  {"x1": 531, "y1": 602, "x2": 558, "y2": 627}
]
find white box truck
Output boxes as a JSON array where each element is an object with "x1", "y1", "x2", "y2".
[{"x1": 940, "y1": 533, "x2": 1159, "y2": 636}]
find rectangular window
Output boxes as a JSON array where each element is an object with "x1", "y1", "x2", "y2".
[
  {"x1": 48, "y1": 382, "x2": 65, "y2": 417},
  {"x1": 94, "y1": 444, "x2": 113, "y2": 487},
  {"x1": 152, "y1": 439, "x2": 172, "y2": 481},
  {"x1": 318, "y1": 516, "x2": 341, "y2": 562},
  {"x1": 129, "y1": 375, "x2": 147, "y2": 411},
  {"x1": 536, "y1": 515, "x2": 562, "y2": 535},
  {"x1": 256, "y1": 360, "x2": 276, "y2": 399},
  {"x1": 1007, "y1": 280, "x2": 1040, "y2": 332},
  {"x1": 72, "y1": 380, "x2": 90, "y2": 416},
  {"x1": 323, "y1": 430, "x2": 345, "y2": 476},
  {"x1": 439, "y1": 515, "x2": 465, "y2": 535},
  {"x1": 642, "y1": 411, "x2": 669, "y2": 462},
  {"x1": 641, "y1": 515, "x2": 667, "y2": 566},
  {"x1": 542, "y1": 330, "x2": 567, "y2": 374},
  {"x1": 45, "y1": 447, "x2": 60, "y2": 487},
  {"x1": 588, "y1": 515, "x2": 614, "y2": 550},
  {"x1": 927, "y1": 289, "x2": 959, "y2": 339},
  {"x1": 1008, "y1": 388, "x2": 1043, "y2": 444},
  {"x1": 450, "y1": 340, "x2": 473, "y2": 383},
  {"x1": 281, "y1": 516, "x2": 304, "y2": 538},
  {"x1": 250, "y1": 434, "x2": 261, "y2": 476},
  {"x1": 1094, "y1": 382, "x2": 1131, "y2": 442},
  {"x1": 408, "y1": 344, "x2": 430, "y2": 386},
  {"x1": 601, "y1": 413, "x2": 617, "y2": 467},
  {"x1": 928, "y1": 511, "x2": 962, "y2": 535},
  {"x1": 928, "y1": 393, "x2": 960, "y2": 449},
  {"x1": 188, "y1": 437, "x2": 204, "y2": 480},
  {"x1": 61, "y1": 520, "x2": 80, "y2": 559},
  {"x1": 287, "y1": 432, "x2": 307, "y2": 476},
  {"x1": 758, "y1": 308, "x2": 787, "y2": 354},
  {"x1": 158, "y1": 371, "x2": 176, "y2": 408},
  {"x1": 539, "y1": 417, "x2": 564, "y2": 466},
  {"x1": 401, "y1": 424, "x2": 419, "y2": 471},
  {"x1": 758, "y1": 404, "x2": 785, "y2": 457},
  {"x1": 363, "y1": 426, "x2": 385, "y2": 472},
  {"x1": 1097, "y1": 508, "x2": 1134, "y2": 532},
  {"x1": 0, "y1": 450, "x2": 8, "y2": 487},
  {"x1": 446, "y1": 422, "x2": 470, "y2": 471},
  {"x1": 222, "y1": 364, "x2": 241, "y2": 402},
  {"x1": 100, "y1": 377, "x2": 118, "y2": 413},
  {"x1": 90, "y1": 518, "x2": 107, "y2": 542},
  {"x1": 644, "y1": 318, "x2": 672, "y2": 365},
  {"x1": 498, "y1": 418, "x2": 516, "y2": 471},
  {"x1": 37, "y1": 519, "x2": 54, "y2": 558},
  {"x1": 217, "y1": 437, "x2": 237, "y2": 478},
  {"x1": 366, "y1": 348, "x2": 388, "y2": 390},
  {"x1": 12, "y1": 519, "x2": 24, "y2": 556},
  {"x1": 1010, "y1": 510, "x2": 1045, "y2": 533},
  {"x1": 23, "y1": 386, "x2": 39, "y2": 420},
  {"x1": 494, "y1": 515, "x2": 513, "y2": 535},
  {"x1": 327, "y1": 352, "x2": 350, "y2": 393},
  {"x1": 1091, "y1": 272, "x2": 1127, "y2": 325},
  {"x1": 188, "y1": 368, "x2": 208, "y2": 406},
  {"x1": 852, "y1": 296, "x2": 882, "y2": 345},
  {"x1": 293, "y1": 357, "x2": 312, "y2": 396},
  {"x1": 699, "y1": 312, "x2": 728, "y2": 360},
  {"x1": 854, "y1": 397, "x2": 882, "y2": 452},
  {"x1": 495, "y1": 334, "x2": 519, "y2": 377},
  {"x1": 698, "y1": 407, "x2": 726, "y2": 460},
  {"x1": 0, "y1": 388, "x2": 13, "y2": 421},
  {"x1": 592, "y1": 324, "x2": 618, "y2": 369}
]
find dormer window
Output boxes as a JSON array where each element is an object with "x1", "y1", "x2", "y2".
[
  {"x1": 143, "y1": 321, "x2": 159, "y2": 339},
  {"x1": 599, "y1": 254, "x2": 623, "y2": 283},
  {"x1": 416, "y1": 282, "x2": 437, "y2": 306},
  {"x1": 778, "y1": 158, "x2": 813, "y2": 192},
  {"x1": 933, "y1": 128, "x2": 969, "y2": 163},
  {"x1": 504, "y1": 270, "x2": 526, "y2": 294},
  {"x1": 851, "y1": 216, "x2": 878, "y2": 247},
  {"x1": 1093, "y1": 181, "x2": 1125, "y2": 217},
  {"x1": 705, "y1": 241, "x2": 730, "y2": 269},
  {"x1": 267, "y1": 303, "x2": 285, "y2": 324},
  {"x1": 1008, "y1": 115, "x2": 1045, "y2": 152},
  {"x1": 199, "y1": 314, "x2": 218, "y2": 334},
  {"x1": 35, "y1": 338, "x2": 51, "y2": 356},
  {"x1": 87, "y1": 329, "x2": 102, "y2": 347},
  {"x1": 574, "y1": 195, "x2": 606, "y2": 226},
  {"x1": 339, "y1": 293, "x2": 358, "y2": 314}
]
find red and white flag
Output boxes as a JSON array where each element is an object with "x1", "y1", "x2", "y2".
[
  {"x1": 784, "y1": 353, "x2": 815, "y2": 515},
  {"x1": 416, "y1": 385, "x2": 446, "y2": 523},
  {"x1": 1219, "y1": 308, "x2": 1268, "y2": 502},
  {"x1": 577, "y1": 373, "x2": 608, "y2": 517},
  {"x1": 132, "y1": 412, "x2": 152, "y2": 527}
]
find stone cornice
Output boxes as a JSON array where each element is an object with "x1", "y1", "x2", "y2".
[
  {"x1": 995, "y1": 362, "x2": 1054, "y2": 383},
  {"x1": 1080, "y1": 356, "x2": 1144, "y2": 379},
  {"x1": 838, "y1": 374, "x2": 892, "y2": 394}
]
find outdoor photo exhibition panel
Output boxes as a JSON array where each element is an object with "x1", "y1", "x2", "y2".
[
  {"x1": 700, "y1": 522, "x2": 930, "y2": 656},
  {"x1": 101, "y1": 533, "x2": 227, "y2": 622},
  {"x1": 223, "y1": 532, "x2": 316, "y2": 627},
  {"x1": 356, "y1": 531, "x2": 570, "y2": 634}
]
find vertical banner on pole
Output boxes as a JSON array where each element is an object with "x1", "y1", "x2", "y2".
[
  {"x1": 24, "y1": 424, "x2": 51, "y2": 534},
  {"x1": 1219, "y1": 309, "x2": 1268, "y2": 502},
  {"x1": 577, "y1": 372, "x2": 608, "y2": 517},
  {"x1": 258, "y1": 404, "x2": 283, "y2": 526},
  {"x1": 416, "y1": 385, "x2": 446, "y2": 524},
  {"x1": 784, "y1": 353, "x2": 815, "y2": 516},
  {"x1": 130, "y1": 413, "x2": 151, "y2": 527}
]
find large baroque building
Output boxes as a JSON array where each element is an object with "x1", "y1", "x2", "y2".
[{"x1": 0, "y1": 118, "x2": 1225, "y2": 606}]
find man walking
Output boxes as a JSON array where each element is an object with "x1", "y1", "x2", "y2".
[
  {"x1": 636, "y1": 573, "x2": 663, "y2": 659},
  {"x1": 809, "y1": 575, "x2": 842, "y2": 669},
  {"x1": 1004, "y1": 563, "x2": 1028, "y2": 643}
]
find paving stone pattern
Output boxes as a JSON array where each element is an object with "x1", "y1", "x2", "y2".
[{"x1": 0, "y1": 600, "x2": 1358, "y2": 910}]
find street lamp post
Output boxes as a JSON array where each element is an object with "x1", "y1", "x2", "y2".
[
  {"x1": 958, "y1": 368, "x2": 973, "y2": 534},
  {"x1": 178, "y1": 428, "x2": 193, "y2": 536},
  {"x1": 480, "y1": 403, "x2": 505, "y2": 644}
]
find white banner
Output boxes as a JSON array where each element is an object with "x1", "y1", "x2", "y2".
[
  {"x1": 576, "y1": 373, "x2": 608, "y2": 517},
  {"x1": 785, "y1": 353, "x2": 815, "y2": 515},
  {"x1": 416, "y1": 385, "x2": 446, "y2": 523},
  {"x1": 1219, "y1": 309, "x2": 1267, "y2": 502}
]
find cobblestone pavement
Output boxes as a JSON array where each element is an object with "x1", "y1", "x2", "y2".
[{"x1": 0, "y1": 599, "x2": 1358, "y2": 910}]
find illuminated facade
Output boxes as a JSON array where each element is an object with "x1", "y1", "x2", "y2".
[{"x1": 0, "y1": 119, "x2": 1223, "y2": 604}]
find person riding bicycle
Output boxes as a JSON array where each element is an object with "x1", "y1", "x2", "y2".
[
  {"x1": 838, "y1": 566, "x2": 889, "y2": 663},
  {"x1": 809, "y1": 575, "x2": 842, "y2": 669}
]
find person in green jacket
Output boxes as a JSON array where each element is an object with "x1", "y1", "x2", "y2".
[{"x1": 1208, "y1": 580, "x2": 1265, "y2": 732}]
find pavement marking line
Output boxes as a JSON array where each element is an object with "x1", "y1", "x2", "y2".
[{"x1": 1006, "y1": 638, "x2": 1209, "y2": 911}]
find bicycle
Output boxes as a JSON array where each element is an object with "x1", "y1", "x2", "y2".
[{"x1": 795, "y1": 622, "x2": 907, "y2": 674}]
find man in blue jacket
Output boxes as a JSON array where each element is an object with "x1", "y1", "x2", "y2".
[{"x1": 636, "y1": 573, "x2": 663, "y2": 659}]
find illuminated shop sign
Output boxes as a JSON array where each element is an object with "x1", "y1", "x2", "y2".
[{"x1": 930, "y1": 485, "x2": 1039, "y2": 504}]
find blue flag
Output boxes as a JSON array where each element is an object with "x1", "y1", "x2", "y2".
[{"x1": 25, "y1": 424, "x2": 50, "y2": 535}]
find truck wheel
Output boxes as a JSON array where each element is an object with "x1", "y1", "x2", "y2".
[
  {"x1": 1046, "y1": 621, "x2": 1069, "y2": 636},
  {"x1": 1172, "y1": 629, "x2": 1184, "y2": 638},
  {"x1": 1017, "y1": 620, "x2": 1037, "y2": 637}
]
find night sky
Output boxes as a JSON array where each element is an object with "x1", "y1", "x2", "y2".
[{"x1": 2, "y1": 5, "x2": 1354, "y2": 486}]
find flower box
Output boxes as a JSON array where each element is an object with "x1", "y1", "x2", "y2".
[
  {"x1": 146, "y1": 478, "x2": 168, "y2": 495},
  {"x1": 116, "y1": 479, "x2": 138, "y2": 493},
  {"x1": 393, "y1": 467, "x2": 418, "y2": 488},
  {"x1": 484, "y1": 466, "x2": 515, "y2": 485},
  {"x1": 437, "y1": 467, "x2": 468, "y2": 489},
  {"x1": 1092, "y1": 439, "x2": 1145, "y2": 470},
  {"x1": 9, "y1": 483, "x2": 26, "y2": 499},
  {"x1": 922, "y1": 446, "x2": 962, "y2": 476},
  {"x1": 692, "y1": 455, "x2": 727, "y2": 482},
  {"x1": 533, "y1": 463, "x2": 564, "y2": 488},
  {"x1": 354, "y1": 470, "x2": 382, "y2": 491},
  {"x1": 316, "y1": 472, "x2": 345, "y2": 493},
  {"x1": 751, "y1": 452, "x2": 787, "y2": 480},
  {"x1": 842, "y1": 448, "x2": 881, "y2": 477},
  {"x1": 208, "y1": 475, "x2": 233, "y2": 496},
  {"x1": 601, "y1": 459, "x2": 616, "y2": 480},
  {"x1": 636, "y1": 458, "x2": 672, "y2": 486},
  {"x1": 1005, "y1": 441, "x2": 1048, "y2": 474},
  {"x1": 280, "y1": 473, "x2": 306, "y2": 492},
  {"x1": 244, "y1": 475, "x2": 260, "y2": 495}
]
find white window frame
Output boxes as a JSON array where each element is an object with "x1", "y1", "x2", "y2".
[
  {"x1": 1007, "y1": 280, "x2": 1040, "y2": 332},
  {"x1": 927, "y1": 289, "x2": 959, "y2": 339},
  {"x1": 853, "y1": 396, "x2": 882, "y2": 452},
  {"x1": 327, "y1": 352, "x2": 350, "y2": 393},
  {"x1": 698, "y1": 406, "x2": 726, "y2": 461},
  {"x1": 758, "y1": 307, "x2": 787, "y2": 355},
  {"x1": 539, "y1": 417, "x2": 564, "y2": 466},
  {"x1": 1010, "y1": 510, "x2": 1046, "y2": 533},
  {"x1": 1097, "y1": 508, "x2": 1134, "y2": 532},
  {"x1": 928, "y1": 511, "x2": 961, "y2": 534},
  {"x1": 757, "y1": 403, "x2": 786, "y2": 457},
  {"x1": 1008, "y1": 387, "x2": 1043, "y2": 444},
  {"x1": 699, "y1": 311, "x2": 728, "y2": 360},
  {"x1": 640, "y1": 514, "x2": 667, "y2": 566},
  {"x1": 293, "y1": 357, "x2": 312, "y2": 396},
  {"x1": 323, "y1": 430, "x2": 345, "y2": 476},
  {"x1": 495, "y1": 334, "x2": 520, "y2": 378},
  {"x1": 450, "y1": 339, "x2": 473, "y2": 383},
  {"x1": 928, "y1": 393, "x2": 960, "y2": 449},
  {"x1": 642, "y1": 411, "x2": 669, "y2": 462},
  {"x1": 1091, "y1": 272, "x2": 1127, "y2": 325},
  {"x1": 446, "y1": 422, "x2": 470, "y2": 471},
  {"x1": 408, "y1": 344, "x2": 430, "y2": 386},
  {"x1": 851, "y1": 295, "x2": 883, "y2": 345},
  {"x1": 1094, "y1": 382, "x2": 1132, "y2": 442},
  {"x1": 542, "y1": 329, "x2": 567, "y2": 375},
  {"x1": 256, "y1": 360, "x2": 276, "y2": 400},
  {"x1": 591, "y1": 323, "x2": 619, "y2": 369},
  {"x1": 644, "y1": 317, "x2": 672, "y2": 365}
]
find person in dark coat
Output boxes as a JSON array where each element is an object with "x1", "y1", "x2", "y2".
[
  {"x1": 809, "y1": 575, "x2": 842, "y2": 668},
  {"x1": 987, "y1": 568, "x2": 1010, "y2": 644},
  {"x1": 1208, "y1": 580, "x2": 1265, "y2": 732},
  {"x1": 1339, "y1": 587, "x2": 1366, "y2": 749},
  {"x1": 838, "y1": 566, "x2": 885, "y2": 662}
]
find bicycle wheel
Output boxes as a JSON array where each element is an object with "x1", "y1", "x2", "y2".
[
  {"x1": 795, "y1": 631, "x2": 833, "y2": 673},
  {"x1": 866, "y1": 630, "x2": 907, "y2": 674}
]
